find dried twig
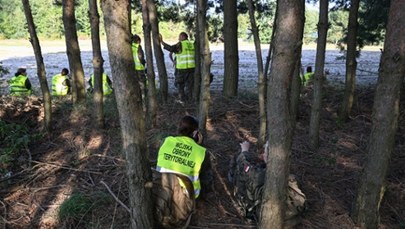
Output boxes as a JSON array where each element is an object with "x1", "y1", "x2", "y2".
[
  {"x1": 32, "y1": 160, "x2": 102, "y2": 175},
  {"x1": 100, "y1": 180, "x2": 130, "y2": 213},
  {"x1": 0, "y1": 169, "x2": 28, "y2": 183},
  {"x1": 30, "y1": 185, "x2": 65, "y2": 193},
  {"x1": 208, "y1": 223, "x2": 258, "y2": 228},
  {"x1": 90, "y1": 154, "x2": 125, "y2": 162},
  {"x1": 0, "y1": 200, "x2": 6, "y2": 229}
]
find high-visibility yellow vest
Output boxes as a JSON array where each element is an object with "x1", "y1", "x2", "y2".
[
  {"x1": 91, "y1": 73, "x2": 113, "y2": 95},
  {"x1": 52, "y1": 74, "x2": 69, "y2": 96},
  {"x1": 156, "y1": 136, "x2": 206, "y2": 198},
  {"x1": 8, "y1": 75, "x2": 31, "y2": 96},
  {"x1": 303, "y1": 72, "x2": 314, "y2": 85},
  {"x1": 132, "y1": 43, "x2": 145, "y2": 71},
  {"x1": 176, "y1": 40, "x2": 195, "y2": 70}
]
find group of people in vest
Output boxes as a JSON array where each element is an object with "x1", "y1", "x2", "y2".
[
  {"x1": 8, "y1": 31, "x2": 195, "y2": 101},
  {"x1": 8, "y1": 67, "x2": 71, "y2": 97},
  {"x1": 132, "y1": 31, "x2": 197, "y2": 102},
  {"x1": 8, "y1": 67, "x2": 114, "y2": 97}
]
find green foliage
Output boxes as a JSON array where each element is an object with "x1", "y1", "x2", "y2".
[
  {"x1": 207, "y1": 15, "x2": 223, "y2": 40},
  {"x1": 0, "y1": 0, "x2": 27, "y2": 39},
  {"x1": 0, "y1": 0, "x2": 389, "y2": 47},
  {"x1": 304, "y1": 9, "x2": 318, "y2": 44},
  {"x1": 58, "y1": 192, "x2": 112, "y2": 223},
  {"x1": 328, "y1": 10, "x2": 348, "y2": 45},
  {"x1": 256, "y1": 17, "x2": 273, "y2": 44},
  {"x1": 358, "y1": 0, "x2": 390, "y2": 46},
  {"x1": 59, "y1": 193, "x2": 93, "y2": 221},
  {"x1": 75, "y1": 0, "x2": 90, "y2": 36},
  {"x1": 0, "y1": 120, "x2": 42, "y2": 174},
  {"x1": 237, "y1": 14, "x2": 250, "y2": 41}
]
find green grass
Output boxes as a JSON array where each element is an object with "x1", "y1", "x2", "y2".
[
  {"x1": 59, "y1": 193, "x2": 93, "y2": 221},
  {"x1": 0, "y1": 119, "x2": 44, "y2": 175},
  {"x1": 58, "y1": 192, "x2": 113, "y2": 224}
]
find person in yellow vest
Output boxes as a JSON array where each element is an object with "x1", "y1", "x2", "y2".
[
  {"x1": 88, "y1": 70, "x2": 113, "y2": 95},
  {"x1": 156, "y1": 115, "x2": 211, "y2": 199},
  {"x1": 131, "y1": 34, "x2": 147, "y2": 98},
  {"x1": 52, "y1": 68, "x2": 71, "y2": 96},
  {"x1": 8, "y1": 68, "x2": 32, "y2": 96},
  {"x1": 159, "y1": 32, "x2": 195, "y2": 101},
  {"x1": 303, "y1": 66, "x2": 314, "y2": 86},
  {"x1": 153, "y1": 115, "x2": 212, "y2": 228}
]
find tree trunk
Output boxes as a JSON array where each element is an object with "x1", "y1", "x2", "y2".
[
  {"x1": 260, "y1": 0, "x2": 304, "y2": 228},
  {"x1": 141, "y1": 0, "x2": 157, "y2": 127},
  {"x1": 101, "y1": 0, "x2": 153, "y2": 228},
  {"x1": 339, "y1": 0, "x2": 360, "y2": 121},
  {"x1": 88, "y1": 0, "x2": 104, "y2": 129},
  {"x1": 196, "y1": 0, "x2": 210, "y2": 133},
  {"x1": 21, "y1": 0, "x2": 52, "y2": 133},
  {"x1": 62, "y1": 0, "x2": 86, "y2": 103},
  {"x1": 263, "y1": 3, "x2": 278, "y2": 83},
  {"x1": 352, "y1": 1, "x2": 405, "y2": 228},
  {"x1": 289, "y1": 1, "x2": 305, "y2": 128},
  {"x1": 193, "y1": 25, "x2": 202, "y2": 102},
  {"x1": 247, "y1": 0, "x2": 266, "y2": 149},
  {"x1": 222, "y1": 0, "x2": 238, "y2": 97},
  {"x1": 289, "y1": 58, "x2": 302, "y2": 126},
  {"x1": 147, "y1": 0, "x2": 168, "y2": 102},
  {"x1": 309, "y1": 0, "x2": 329, "y2": 149}
]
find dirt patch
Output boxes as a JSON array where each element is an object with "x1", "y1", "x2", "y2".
[{"x1": 0, "y1": 85, "x2": 404, "y2": 228}]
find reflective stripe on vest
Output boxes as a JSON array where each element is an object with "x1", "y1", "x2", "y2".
[
  {"x1": 156, "y1": 136, "x2": 206, "y2": 198},
  {"x1": 176, "y1": 40, "x2": 195, "y2": 69},
  {"x1": 91, "y1": 73, "x2": 113, "y2": 95},
  {"x1": 9, "y1": 75, "x2": 31, "y2": 96},
  {"x1": 52, "y1": 74, "x2": 69, "y2": 96},
  {"x1": 132, "y1": 43, "x2": 145, "y2": 71}
]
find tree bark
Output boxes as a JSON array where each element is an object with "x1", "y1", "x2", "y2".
[
  {"x1": 289, "y1": 1, "x2": 305, "y2": 128},
  {"x1": 260, "y1": 0, "x2": 304, "y2": 228},
  {"x1": 263, "y1": 3, "x2": 278, "y2": 82},
  {"x1": 309, "y1": 0, "x2": 329, "y2": 149},
  {"x1": 289, "y1": 57, "x2": 302, "y2": 126},
  {"x1": 62, "y1": 0, "x2": 86, "y2": 103},
  {"x1": 193, "y1": 24, "x2": 202, "y2": 102},
  {"x1": 21, "y1": 0, "x2": 52, "y2": 133},
  {"x1": 339, "y1": 0, "x2": 360, "y2": 121},
  {"x1": 222, "y1": 0, "x2": 238, "y2": 97},
  {"x1": 352, "y1": 1, "x2": 405, "y2": 228},
  {"x1": 141, "y1": 0, "x2": 157, "y2": 127},
  {"x1": 88, "y1": 0, "x2": 104, "y2": 129},
  {"x1": 246, "y1": 0, "x2": 266, "y2": 149},
  {"x1": 101, "y1": 0, "x2": 153, "y2": 228},
  {"x1": 196, "y1": 0, "x2": 211, "y2": 133},
  {"x1": 147, "y1": 0, "x2": 168, "y2": 102}
]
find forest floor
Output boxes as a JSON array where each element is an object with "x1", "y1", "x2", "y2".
[{"x1": 0, "y1": 82, "x2": 404, "y2": 229}]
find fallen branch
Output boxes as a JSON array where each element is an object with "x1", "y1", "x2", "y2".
[
  {"x1": 0, "y1": 169, "x2": 28, "y2": 183},
  {"x1": 100, "y1": 180, "x2": 130, "y2": 213},
  {"x1": 209, "y1": 223, "x2": 258, "y2": 228},
  {"x1": 32, "y1": 160, "x2": 102, "y2": 175},
  {"x1": 0, "y1": 200, "x2": 6, "y2": 229}
]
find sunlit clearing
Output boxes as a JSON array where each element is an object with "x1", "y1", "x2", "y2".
[{"x1": 39, "y1": 177, "x2": 74, "y2": 227}]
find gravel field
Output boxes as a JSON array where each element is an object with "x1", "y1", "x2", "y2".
[{"x1": 0, "y1": 40, "x2": 381, "y2": 95}]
